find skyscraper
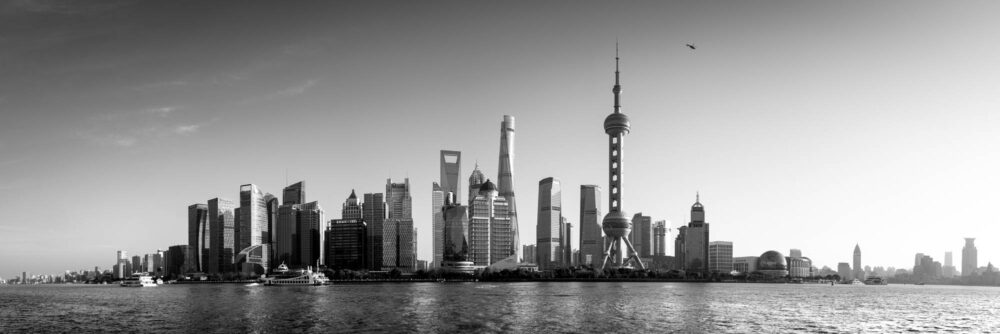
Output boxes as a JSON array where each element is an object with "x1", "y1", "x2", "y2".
[
  {"x1": 440, "y1": 150, "x2": 462, "y2": 201},
  {"x1": 468, "y1": 164, "x2": 486, "y2": 206},
  {"x1": 275, "y1": 203, "x2": 300, "y2": 267},
  {"x1": 325, "y1": 219, "x2": 367, "y2": 270},
  {"x1": 363, "y1": 193, "x2": 386, "y2": 270},
  {"x1": 561, "y1": 217, "x2": 573, "y2": 266},
  {"x1": 469, "y1": 180, "x2": 513, "y2": 266},
  {"x1": 237, "y1": 184, "x2": 269, "y2": 273},
  {"x1": 683, "y1": 194, "x2": 710, "y2": 274},
  {"x1": 674, "y1": 225, "x2": 687, "y2": 270},
  {"x1": 537, "y1": 177, "x2": 561, "y2": 270},
  {"x1": 115, "y1": 250, "x2": 128, "y2": 279},
  {"x1": 342, "y1": 190, "x2": 362, "y2": 220},
  {"x1": 599, "y1": 50, "x2": 646, "y2": 271},
  {"x1": 283, "y1": 181, "x2": 305, "y2": 205},
  {"x1": 578, "y1": 185, "x2": 603, "y2": 267},
  {"x1": 630, "y1": 213, "x2": 653, "y2": 258},
  {"x1": 653, "y1": 220, "x2": 667, "y2": 256},
  {"x1": 208, "y1": 197, "x2": 236, "y2": 274},
  {"x1": 962, "y1": 238, "x2": 977, "y2": 276},
  {"x1": 442, "y1": 196, "x2": 470, "y2": 263},
  {"x1": 708, "y1": 241, "x2": 733, "y2": 274},
  {"x1": 298, "y1": 201, "x2": 324, "y2": 268},
  {"x1": 497, "y1": 115, "x2": 520, "y2": 262},
  {"x1": 187, "y1": 204, "x2": 208, "y2": 272},
  {"x1": 431, "y1": 183, "x2": 445, "y2": 268},
  {"x1": 853, "y1": 244, "x2": 862, "y2": 279},
  {"x1": 384, "y1": 178, "x2": 414, "y2": 272}
]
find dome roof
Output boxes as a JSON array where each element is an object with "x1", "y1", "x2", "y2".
[
  {"x1": 757, "y1": 251, "x2": 787, "y2": 271},
  {"x1": 479, "y1": 179, "x2": 497, "y2": 194}
]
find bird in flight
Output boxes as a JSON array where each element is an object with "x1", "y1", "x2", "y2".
[{"x1": 686, "y1": 44, "x2": 696, "y2": 50}]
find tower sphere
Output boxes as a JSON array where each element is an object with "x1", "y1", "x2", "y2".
[
  {"x1": 604, "y1": 113, "x2": 631, "y2": 136},
  {"x1": 602, "y1": 211, "x2": 632, "y2": 239}
]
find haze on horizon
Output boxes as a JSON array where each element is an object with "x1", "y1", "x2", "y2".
[{"x1": 1, "y1": 0, "x2": 998, "y2": 276}]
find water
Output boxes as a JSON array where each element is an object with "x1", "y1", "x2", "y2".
[{"x1": 2, "y1": 282, "x2": 999, "y2": 333}]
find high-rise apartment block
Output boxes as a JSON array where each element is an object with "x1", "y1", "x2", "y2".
[
  {"x1": 578, "y1": 185, "x2": 603, "y2": 267},
  {"x1": 653, "y1": 220, "x2": 667, "y2": 256},
  {"x1": 630, "y1": 213, "x2": 653, "y2": 258}
]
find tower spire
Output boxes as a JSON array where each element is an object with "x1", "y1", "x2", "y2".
[{"x1": 613, "y1": 42, "x2": 622, "y2": 114}]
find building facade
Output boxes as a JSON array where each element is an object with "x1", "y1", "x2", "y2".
[
  {"x1": 653, "y1": 220, "x2": 668, "y2": 256},
  {"x1": 708, "y1": 241, "x2": 733, "y2": 274},
  {"x1": 536, "y1": 177, "x2": 562, "y2": 270},
  {"x1": 363, "y1": 193, "x2": 386, "y2": 270},
  {"x1": 630, "y1": 213, "x2": 653, "y2": 258},
  {"x1": 853, "y1": 244, "x2": 862, "y2": 280},
  {"x1": 384, "y1": 178, "x2": 415, "y2": 272},
  {"x1": 440, "y1": 150, "x2": 462, "y2": 202},
  {"x1": 237, "y1": 184, "x2": 269, "y2": 274},
  {"x1": 298, "y1": 201, "x2": 324, "y2": 268},
  {"x1": 733, "y1": 256, "x2": 759, "y2": 274},
  {"x1": 431, "y1": 183, "x2": 445, "y2": 268}
]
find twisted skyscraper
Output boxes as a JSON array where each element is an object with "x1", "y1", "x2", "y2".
[
  {"x1": 600, "y1": 49, "x2": 646, "y2": 271},
  {"x1": 497, "y1": 115, "x2": 520, "y2": 261}
]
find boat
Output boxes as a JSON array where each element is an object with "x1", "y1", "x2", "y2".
[
  {"x1": 120, "y1": 273, "x2": 157, "y2": 287},
  {"x1": 259, "y1": 263, "x2": 330, "y2": 286},
  {"x1": 864, "y1": 277, "x2": 888, "y2": 285}
]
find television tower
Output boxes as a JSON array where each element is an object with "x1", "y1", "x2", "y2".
[{"x1": 599, "y1": 46, "x2": 646, "y2": 271}]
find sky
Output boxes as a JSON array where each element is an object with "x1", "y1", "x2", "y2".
[{"x1": 2, "y1": 0, "x2": 999, "y2": 277}]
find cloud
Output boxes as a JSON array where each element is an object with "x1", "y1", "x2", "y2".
[
  {"x1": 144, "y1": 106, "x2": 178, "y2": 117},
  {"x1": 274, "y1": 79, "x2": 318, "y2": 98},
  {"x1": 174, "y1": 124, "x2": 201, "y2": 135},
  {"x1": 80, "y1": 132, "x2": 137, "y2": 147}
]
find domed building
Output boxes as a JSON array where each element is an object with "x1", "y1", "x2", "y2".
[{"x1": 755, "y1": 250, "x2": 789, "y2": 279}]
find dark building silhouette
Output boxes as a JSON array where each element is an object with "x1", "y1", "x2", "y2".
[{"x1": 325, "y1": 219, "x2": 367, "y2": 270}]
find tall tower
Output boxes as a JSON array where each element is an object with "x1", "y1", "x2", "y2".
[
  {"x1": 497, "y1": 115, "x2": 520, "y2": 262},
  {"x1": 536, "y1": 177, "x2": 562, "y2": 270},
  {"x1": 684, "y1": 194, "x2": 710, "y2": 274},
  {"x1": 600, "y1": 49, "x2": 646, "y2": 271},
  {"x1": 853, "y1": 244, "x2": 862, "y2": 279}
]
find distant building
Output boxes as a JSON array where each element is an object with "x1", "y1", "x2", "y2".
[
  {"x1": 342, "y1": 190, "x2": 362, "y2": 220},
  {"x1": 943, "y1": 251, "x2": 956, "y2": 278},
  {"x1": 325, "y1": 219, "x2": 367, "y2": 270},
  {"x1": 442, "y1": 194, "x2": 473, "y2": 274},
  {"x1": 578, "y1": 185, "x2": 603, "y2": 267},
  {"x1": 853, "y1": 244, "x2": 863, "y2": 280},
  {"x1": 962, "y1": 238, "x2": 977, "y2": 276},
  {"x1": 188, "y1": 204, "x2": 208, "y2": 272},
  {"x1": 683, "y1": 194, "x2": 710, "y2": 274},
  {"x1": 522, "y1": 244, "x2": 536, "y2": 264},
  {"x1": 560, "y1": 218, "x2": 573, "y2": 266},
  {"x1": 131, "y1": 256, "x2": 141, "y2": 275},
  {"x1": 653, "y1": 220, "x2": 667, "y2": 257},
  {"x1": 708, "y1": 241, "x2": 733, "y2": 274},
  {"x1": 469, "y1": 180, "x2": 514, "y2": 266},
  {"x1": 208, "y1": 197, "x2": 236, "y2": 274},
  {"x1": 630, "y1": 213, "x2": 653, "y2": 258},
  {"x1": 674, "y1": 225, "x2": 687, "y2": 269},
  {"x1": 363, "y1": 193, "x2": 386, "y2": 271},
  {"x1": 838, "y1": 262, "x2": 851, "y2": 281},
  {"x1": 787, "y1": 255, "x2": 812, "y2": 278},
  {"x1": 115, "y1": 250, "x2": 128, "y2": 279},
  {"x1": 536, "y1": 177, "x2": 562, "y2": 270},
  {"x1": 733, "y1": 256, "x2": 759, "y2": 274},
  {"x1": 468, "y1": 164, "x2": 486, "y2": 206}
]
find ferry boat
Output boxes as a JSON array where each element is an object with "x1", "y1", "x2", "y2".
[
  {"x1": 120, "y1": 273, "x2": 157, "y2": 287},
  {"x1": 864, "y1": 277, "x2": 888, "y2": 285},
  {"x1": 259, "y1": 263, "x2": 329, "y2": 286}
]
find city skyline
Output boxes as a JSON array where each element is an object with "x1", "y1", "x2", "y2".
[{"x1": 3, "y1": 1, "x2": 1000, "y2": 275}]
